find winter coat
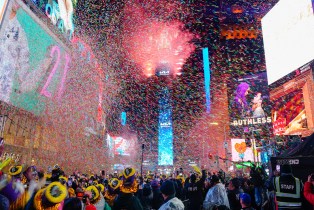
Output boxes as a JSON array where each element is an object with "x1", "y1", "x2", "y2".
[
  {"x1": 227, "y1": 189, "x2": 242, "y2": 210},
  {"x1": 152, "y1": 188, "x2": 164, "y2": 210},
  {"x1": 304, "y1": 182, "x2": 314, "y2": 207},
  {"x1": 113, "y1": 193, "x2": 143, "y2": 210},
  {"x1": 158, "y1": 196, "x2": 185, "y2": 210}
]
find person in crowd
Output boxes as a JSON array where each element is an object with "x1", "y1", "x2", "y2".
[
  {"x1": 240, "y1": 193, "x2": 255, "y2": 210},
  {"x1": 139, "y1": 182, "x2": 153, "y2": 210},
  {"x1": 249, "y1": 163, "x2": 267, "y2": 208},
  {"x1": 186, "y1": 169, "x2": 206, "y2": 210},
  {"x1": 105, "y1": 178, "x2": 121, "y2": 207},
  {"x1": 159, "y1": 180, "x2": 185, "y2": 210},
  {"x1": 63, "y1": 197, "x2": 83, "y2": 210},
  {"x1": 203, "y1": 175, "x2": 230, "y2": 210},
  {"x1": 151, "y1": 179, "x2": 164, "y2": 210},
  {"x1": 273, "y1": 164, "x2": 302, "y2": 210},
  {"x1": 227, "y1": 178, "x2": 242, "y2": 210},
  {"x1": 113, "y1": 167, "x2": 143, "y2": 210},
  {"x1": 303, "y1": 173, "x2": 314, "y2": 207}
]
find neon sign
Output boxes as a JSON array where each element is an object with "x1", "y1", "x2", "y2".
[{"x1": 45, "y1": 0, "x2": 74, "y2": 39}]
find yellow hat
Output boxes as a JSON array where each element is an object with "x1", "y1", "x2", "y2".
[{"x1": 86, "y1": 185, "x2": 100, "y2": 204}]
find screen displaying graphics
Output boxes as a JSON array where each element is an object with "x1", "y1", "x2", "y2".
[
  {"x1": 112, "y1": 136, "x2": 136, "y2": 156},
  {"x1": 272, "y1": 89, "x2": 307, "y2": 135},
  {"x1": 262, "y1": 0, "x2": 314, "y2": 85},
  {"x1": 231, "y1": 139, "x2": 260, "y2": 162},
  {"x1": 228, "y1": 72, "x2": 272, "y2": 137},
  {"x1": 158, "y1": 87, "x2": 173, "y2": 166},
  {"x1": 0, "y1": 1, "x2": 70, "y2": 115}
]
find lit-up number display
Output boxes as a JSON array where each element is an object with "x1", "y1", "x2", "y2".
[
  {"x1": 0, "y1": 2, "x2": 71, "y2": 115},
  {"x1": 40, "y1": 45, "x2": 71, "y2": 100}
]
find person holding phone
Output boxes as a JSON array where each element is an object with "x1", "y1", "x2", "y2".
[{"x1": 304, "y1": 173, "x2": 314, "y2": 207}]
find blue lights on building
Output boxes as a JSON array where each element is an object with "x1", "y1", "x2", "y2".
[
  {"x1": 202, "y1": 47, "x2": 211, "y2": 113},
  {"x1": 158, "y1": 87, "x2": 174, "y2": 165}
]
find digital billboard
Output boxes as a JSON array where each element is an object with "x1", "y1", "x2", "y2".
[
  {"x1": 272, "y1": 87, "x2": 308, "y2": 136},
  {"x1": 262, "y1": 0, "x2": 314, "y2": 85},
  {"x1": 231, "y1": 139, "x2": 260, "y2": 162},
  {"x1": 113, "y1": 136, "x2": 136, "y2": 156},
  {"x1": 228, "y1": 72, "x2": 272, "y2": 137},
  {"x1": 158, "y1": 87, "x2": 173, "y2": 166},
  {"x1": 0, "y1": 0, "x2": 71, "y2": 115}
]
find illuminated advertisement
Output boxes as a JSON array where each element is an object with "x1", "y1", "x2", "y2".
[
  {"x1": 231, "y1": 139, "x2": 260, "y2": 162},
  {"x1": 272, "y1": 89, "x2": 307, "y2": 135},
  {"x1": 113, "y1": 136, "x2": 136, "y2": 156},
  {"x1": 0, "y1": 0, "x2": 70, "y2": 115},
  {"x1": 262, "y1": 0, "x2": 314, "y2": 85},
  {"x1": 26, "y1": 0, "x2": 76, "y2": 39},
  {"x1": 228, "y1": 72, "x2": 272, "y2": 137},
  {"x1": 0, "y1": 0, "x2": 9, "y2": 26},
  {"x1": 158, "y1": 87, "x2": 173, "y2": 166}
]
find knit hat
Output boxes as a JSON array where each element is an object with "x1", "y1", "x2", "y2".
[
  {"x1": 281, "y1": 164, "x2": 292, "y2": 174},
  {"x1": 160, "y1": 180, "x2": 175, "y2": 196},
  {"x1": 151, "y1": 179, "x2": 160, "y2": 189},
  {"x1": 240, "y1": 193, "x2": 251, "y2": 206}
]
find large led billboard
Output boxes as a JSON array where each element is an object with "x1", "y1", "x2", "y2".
[
  {"x1": 228, "y1": 72, "x2": 272, "y2": 137},
  {"x1": 158, "y1": 87, "x2": 173, "y2": 166},
  {"x1": 262, "y1": 0, "x2": 314, "y2": 85},
  {"x1": 0, "y1": 0, "x2": 71, "y2": 115}
]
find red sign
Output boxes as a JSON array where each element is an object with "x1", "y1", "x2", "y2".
[{"x1": 273, "y1": 119, "x2": 286, "y2": 135}]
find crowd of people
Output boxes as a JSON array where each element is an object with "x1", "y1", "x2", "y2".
[{"x1": 0, "y1": 156, "x2": 314, "y2": 210}]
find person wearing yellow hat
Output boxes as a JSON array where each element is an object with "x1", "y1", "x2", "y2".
[
  {"x1": 113, "y1": 167, "x2": 143, "y2": 210},
  {"x1": 104, "y1": 178, "x2": 121, "y2": 207}
]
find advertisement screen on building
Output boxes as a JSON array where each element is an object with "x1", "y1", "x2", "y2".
[
  {"x1": 0, "y1": 0, "x2": 70, "y2": 115},
  {"x1": 113, "y1": 136, "x2": 136, "y2": 156},
  {"x1": 262, "y1": 0, "x2": 314, "y2": 85},
  {"x1": 272, "y1": 89, "x2": 307, "y2": 136},
  {"x1": 228, "y1": 72, "x2": 272, "y2": 137},
  {"x1": 231, "y1": 139, "x2": 260, "y2": 162}
]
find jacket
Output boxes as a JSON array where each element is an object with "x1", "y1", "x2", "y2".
[
  {"x1": 304, "y1": 182, "x2": 314, "y2": 206},
  {"x1": 158, "y1": 196, "x2": 185, "y2": 210},
  {"x1": 113, "y1": 193, "x2": 143, "y2": 210},
  {"x1": 273, "y1": 174, "x2": 302, "y2": 209}
]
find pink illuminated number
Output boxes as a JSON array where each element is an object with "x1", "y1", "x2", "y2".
[
  {"x1": 57, "y1": 53, "x2": 70, "y2": 100},
  {"x1": 40, "y1": 46, "x2": 61, "y2": 98}
]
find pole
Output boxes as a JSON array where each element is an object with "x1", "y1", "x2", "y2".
[
  {"x1": 141, "y1": 144, "x2": 144, "y2": 177},
  {"x1": 224, "y1": 125, "x2": 228, "y2": 170}
]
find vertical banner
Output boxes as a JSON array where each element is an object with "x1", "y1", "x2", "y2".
[
  {"x1": 228, "y1": 72, "x2": 272, "y2": 137},
  {"x1": 0, "y1": 1, "x2": 71, "y2": 115},
  {"x1": 158, "y1": 87, "x2": 173, "y2": 166},
  {"x1": 202, "y1": 47, "x2": 211, "y2": 113}
]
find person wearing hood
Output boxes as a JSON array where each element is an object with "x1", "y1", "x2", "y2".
[
  {"x1": 159, "y1": 180, "x2": 185, "y2": 210},
  {"x1": 203, "y1": 175, "x2": 230, "y2": 210}
]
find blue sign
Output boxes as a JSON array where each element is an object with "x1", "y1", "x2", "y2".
[{"x1": 158, "y1": 87, "x2": 173, "y2": 166}]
